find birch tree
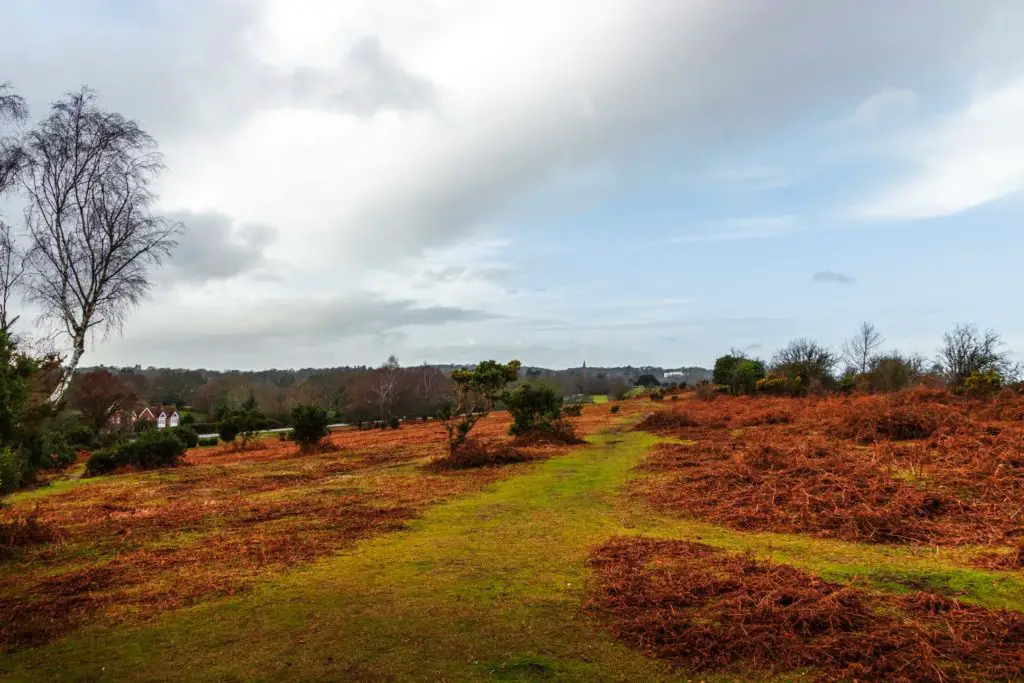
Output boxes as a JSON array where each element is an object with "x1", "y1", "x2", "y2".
[
  {"x1": 20, "y1": 89, "x2": 180, "y2": 401},
  {"x1": 0, "y1": 84, "x2": 27, "y2": 334}
]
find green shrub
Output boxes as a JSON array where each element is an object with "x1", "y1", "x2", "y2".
[
  {"x1": 670, "y1": 394, "x2": 679, "y2": 401},
  {"x1": 730, "y1": 359, "x2": 766, "y2": 395},
  {"x1": 169, "y1": 426, "x2": 199, "y2": 449},
  {"x1": 94, "y1": 431, "x2": 127, "y2": 450},
  {"x1": 713, "y1": 354, "x2": 744, "y2": 386},
  {"x1": 198, "y1": 436, "x2": 219, "y2": 447},
  {"x1": 217, "y1": 416, "x2": 241, "y2": 443},
  {"x1": 86, "y1": 430, "x2": 186, "y2": 476},
  {"x1": 124, "y1": 430, "x2": 187, "y2": 470},
  {"x1": 650, "y1": 392, "x2": 664, "y2": 402},
  {"x1": 61, "y1": 423, "x2": 96, "y2": 450},
  {"x1": 291, "y1": 404, "x2": 329, "y2": 449},
  {"x1": 22, "y1": 431, "x2": 77, "y2": 471},
  {"x1": 504, "y1": 384, "x2": 562, "y2": 435},
  {"x1": 0, "y1": 447, "x2": 25, "y2": 495},
  {"x1": 610, "y1": 404, "x2": 620, "y2": 414},
  {"x1": 442, "y1": 359, "x2": 521, "y2": 455},
  {"x1": 562, "y1": 403, "x2": 583, "y2": 417},
  {"x1": 216, "y1": 405, "x2": 269, "y2": 446},
  {"x1": 84, "y1": 449, "x2": 119, "y2": 476},
  {"x1": 389, "y1": 416, "x2": 401, "y2": 429}
]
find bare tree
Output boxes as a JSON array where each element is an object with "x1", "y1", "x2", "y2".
[
  {"x1": 0, "y1": 223, "x2": 25, "y2": 333},
  {"x1": 20, "y1": 89, "x2": 181, "y2": 401},
  {"x1": 0, "y1": 82, "x2": 28, "y2": 195},
  {"x1": 416, "y1": 362, "x2": 443, "y2": 406},
  {"x1": 371, "y1": 355, "x2": 401, "y2": 422},
  {"x1": 0, "y1": 84, "x2": 28, "y2": 335},
  {"x1": 771, "y1": 338, "x2": 837, "y2": 385},
  {"x1": 938, "y1": 323, "x2": 1009, "y2": 385},
  {"x1": 841, "y1": 321, "x2": 884, "y2": 375}
]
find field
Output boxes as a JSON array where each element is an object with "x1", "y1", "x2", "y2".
[{"x1": 1, "y1": 391, "x2": 1023, "y2": 681}]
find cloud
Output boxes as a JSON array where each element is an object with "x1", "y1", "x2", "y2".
[
  {"x1": 836, "y1": 87, "x2": 918, "y2": 130},
  {"x1": 665, "y1": 216, "x2": 799, "y2": 244},
  {"x1": 812, "y1": 270, "x2": 857, "y2": 284},
  {"x1": 160, "y1": 210, "x2": 280, "y2": 284},
  {"x1": 706, "y1": 165, "x2": 797, "y2": 191},
  {"x1": 88, "y1": 293, "x2": 503, "y2": 369},
  {"x1": 137, "y1": 0, "x2": 1001, "y2": 267},
  {"x1": 857, "y1": 82, "x2": 1024, "y2": 219},
  {"x1": 327, "y1": 37, "x2": 437, "y2": 116},
  {"x1": 2, "y1": 1, "x2": 1020, "y2": 369}
]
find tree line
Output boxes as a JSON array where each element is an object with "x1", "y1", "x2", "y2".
[{"x1": 710, "y1": 322, "x2": 1017, "y2": 397}]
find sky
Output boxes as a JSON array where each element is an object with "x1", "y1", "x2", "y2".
[{"x1": 2, "y1": 0, "x2": 1024, "y2": 370}]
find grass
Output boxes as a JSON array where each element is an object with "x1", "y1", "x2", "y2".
[{"x1": 1, "y1": 396, "x2": 1022, "y2": 680}]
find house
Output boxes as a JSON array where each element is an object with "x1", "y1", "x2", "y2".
[
  {"x1": 157, "y1": 408, "x2": 180, "y2": 429},
  {"x1": 108, "y1": 405, "x2": 179, "y2": 430},
  {"x1": 136, "y1": 406, "x2": 158, "y2": 424}
]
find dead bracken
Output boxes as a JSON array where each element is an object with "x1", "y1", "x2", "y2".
[
  {"x1": 632, "y1": 390, "x2": 1024, "y2": 545},
  {"x1": 584, "y1": 536, "x2": 1024, "y2": 682}
]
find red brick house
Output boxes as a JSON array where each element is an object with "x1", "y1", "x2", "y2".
[{"x1": 109, "y1": 405, "x2": 180, "y2": 430}]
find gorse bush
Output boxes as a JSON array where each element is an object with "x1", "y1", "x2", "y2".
[
  {"x1": 504, "y1": 384, "x2": 562, "y2": 436},
  {"x1": 0, "y1": 447, "x2": 24, "y2": 495},
  {"x1": 562, "y1": 403, "x2": 584, "y2": 416},
  {"x1": 169, "y1": 426, "x2": 199, "y2": 449},
  {"x1": 756, "y1": 376, "x2": 804, "y2": 397},
  {"x1": 21, "y1": 430, "x2": 77, "y2": 472},
  {"x1": 291, "y1": 404, "x2": 329, "y2": 450},
  {"x1": 964, "y1": 369, "x2": 1003, "y2": 397},
  {"x1": 198, "y1": 436, "x2": 218, "y2": 447},
  {"x1": 217, "y1": 416, "x2": 240, "y2": 443},
  {"x1": 61, "y1": 423, "x2": 96, "y2": 450},
  {"x1": 85, "y1": 430, "x2": 186, "y2": 476},
  {"x1": 440, "y1": 359, "x2": 521, "y2": 455},
  {"x1": 84, "y1": 449, "x2": 119, "y2": 475},
  {"x1": 216, "y1": 396, "x2": 270, "y2": 447}
]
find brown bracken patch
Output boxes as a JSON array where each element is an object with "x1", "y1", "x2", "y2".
[
  {"x1": 584, "y1": 536, "x2": 1024, "y2": 682},
  {"x1": 632, "y1": 391, "x2": 1024, "y2": 546}
]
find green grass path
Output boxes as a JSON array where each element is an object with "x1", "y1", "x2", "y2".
[{"x1": 3, "y1": 428, "x2": 1024, "y2": 682}]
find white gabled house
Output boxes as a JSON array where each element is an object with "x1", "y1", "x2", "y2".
[{"x1": 157, "y1": 409, "x2": 180, "y2": 430}]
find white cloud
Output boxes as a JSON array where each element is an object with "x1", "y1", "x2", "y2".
[
  {"x1": 838, "y1": 87, "x2": 918, "y2": 130},
  {"x1": 859, "y1": 82, "x2": 1024, "y2": 219},
  {"x1": 666, "y1": 215, "x2": 800, "y2": 244},
  {"x1": 706, "y1": 165, "x2": 796, "y2": 191}
]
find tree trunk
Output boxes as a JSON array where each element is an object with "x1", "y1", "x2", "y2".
[{"x1": 50, "y1": 343, "x2": 85, "y2": 405}]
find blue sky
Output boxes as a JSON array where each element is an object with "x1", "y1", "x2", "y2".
[{"x1": 2, "y1": 1, "x2": 1024, "y2": 370}]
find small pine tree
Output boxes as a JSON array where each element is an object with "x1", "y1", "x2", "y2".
[{"x1": 291, "y1": 404, "x2": 329, "y2": 451}]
